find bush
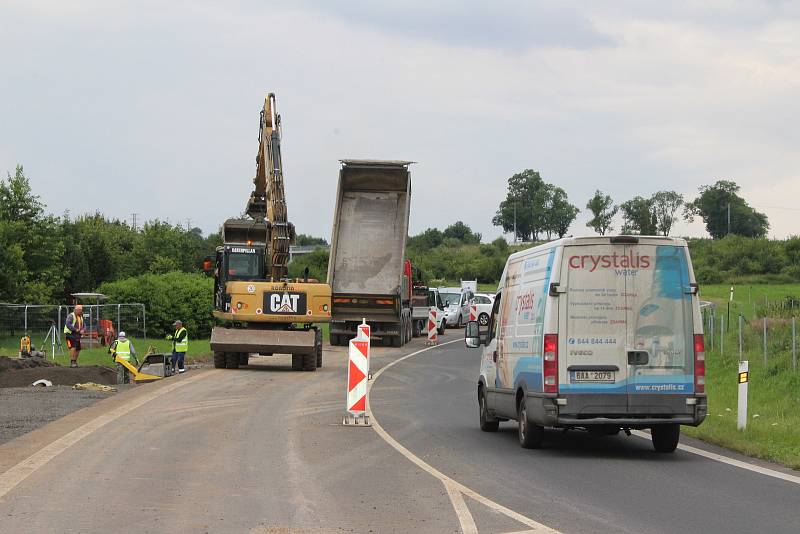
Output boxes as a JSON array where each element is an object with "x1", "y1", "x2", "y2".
[{"x1": 98, "y1": 271, "x2": 214, "y2": 338}]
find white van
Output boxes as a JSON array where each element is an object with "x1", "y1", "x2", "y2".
[{"x1": 465, "y1": 236, "x2": 706, "y2": 452}]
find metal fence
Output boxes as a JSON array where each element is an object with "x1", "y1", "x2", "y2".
[
  {"x1": 702, "y1": 305, "x2": 798, "y2": 371},
  {"x1": 0, "y1": 303, "x2": 146, "y2": 359}
]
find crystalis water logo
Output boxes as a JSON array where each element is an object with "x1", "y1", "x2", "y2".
[
  {"x1": 515, "y1": 290, "x2": 536, "y2": 312},
  {"x1": 264, "y1": 292, "x2": 307, "y2": 315},
  {"x1": 568, "y1": 251, "x2": 651, "y2": 272}
]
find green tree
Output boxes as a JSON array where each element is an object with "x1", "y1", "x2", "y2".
[
  {"x1": 685, "y1": 180, "x2": 769, "y2": 238},
  {"x1": 288, "y1": 248, "x2": 329, "y2": 281},
  {"x1": 651, "y1": 191, "x2": 684, "y2": 236},
  {"x1": 585, "y1": 190, "x2": 617, "y2": 235},
  {"x1": 492, "y1": 169, "x2": 550, "y2": 241},
  {"x1": 295, "y1": 234, "x2": 328, "y2": 247},
  {"x1": 407, "y1": 228, "x2": 444, "y2": 250},
  {"x1": 0, "y1": 166, "x2": 65, "y2": 302},
  {"x1": 544, "y1": 186, "x2": 579, "y2": 239},
  {"x1": 620, "y1": 196, "x2": 657, "y2": 235},
  {"x1": 0, "y1": 165, "x2": 44, "y2": 222},
  {"x1": 442, "y1": 221, "x2": 481, "y2": 244}
]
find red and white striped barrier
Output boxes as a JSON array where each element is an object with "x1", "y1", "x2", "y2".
[
  {"x1": 426, "y1": 309, "x2": 438, "y2": 346},
  {"x1": 343, "y1": 319, "x2": 371, "y2": 426},
  {"x1": 469, "y1": 304, "x2": 478, "y2": 322}
]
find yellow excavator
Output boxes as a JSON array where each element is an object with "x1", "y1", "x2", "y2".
[{"x1": 209, "y1": 93, "x2": 331, "y2": 371}]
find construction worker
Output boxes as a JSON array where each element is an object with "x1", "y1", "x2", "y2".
[
  {"x1": 171, "y1": 320, "x2": 188, "y2": 374},
  {"x1": 63, "y1": 304, "x2": 85, "y2": 368},
  {"x1": 109, "y1": 331, "x2": 137, "y2": 384}
]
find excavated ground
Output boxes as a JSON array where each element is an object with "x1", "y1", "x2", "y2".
[{"x1": 0, "y1": 355, "x2": 123, "y2": 444}]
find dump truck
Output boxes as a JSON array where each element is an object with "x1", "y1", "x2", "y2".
[
  {"x1": 209, "y1": 93, "x2": 331, "y2": 371},
  {"x1": 327, "y1": 160, "x2": 413, "y2": 347}
]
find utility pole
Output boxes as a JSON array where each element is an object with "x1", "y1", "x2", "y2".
[
  {"x1": 727, "y1": 202, "x2": 731, "y2": 236},
  {"x1": 513, "y1": 202, "x2": 517, "y2": 244}
]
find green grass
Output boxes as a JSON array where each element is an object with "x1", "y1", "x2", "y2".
[
  {"x1": 2, "y1": 322, "x2": 332, "y2": 369},
  {"x1": 700, "y1": 283, "x2": 800, "y2": 320},
  {"x1": 685, "y1": 283, "x2": 800, "y2": 468}
]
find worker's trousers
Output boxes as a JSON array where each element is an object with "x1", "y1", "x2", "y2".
[
  {"x1": 172, "y1": 350, "x2": 185, "y2": 371},
  {"x1": 116, "y1": 363, "x2": 131, "y2": 384}
]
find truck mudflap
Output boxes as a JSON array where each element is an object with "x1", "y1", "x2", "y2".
[{"x1": 210, "y1": 327, "x2": 316, "y2": 355}]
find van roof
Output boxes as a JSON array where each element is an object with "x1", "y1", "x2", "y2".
[{"x1": 505, "y1": 235, "x2": 687, "y2": 264}]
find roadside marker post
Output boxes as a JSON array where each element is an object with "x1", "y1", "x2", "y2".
[
  {"x1": 343, "y1": 319, "x2": 371, "y2": 426},
  {"x1": 426, "y1": 309, "x2": 438, "y2": 346},
  {"x1": 737, "y1": 360, "x2": 749, "y2": 431},
  {"x1": 469, "y1": 304, "x2": 477, "y2": 323}
]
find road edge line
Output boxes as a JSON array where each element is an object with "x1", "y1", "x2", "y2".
[
  {"x1": 0, "y1": 370, "x2": 218, "y2": 500},
  {"x1": 367, "y1": 340, "x2": 559, "y2": 533},
  {"x1": 630, "y1": 430, "x2": 800, "y2": 485}
]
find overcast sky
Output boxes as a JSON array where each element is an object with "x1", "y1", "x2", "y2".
[{"x1": 2, "y1": 0, "x2": 799, "y2": 241}]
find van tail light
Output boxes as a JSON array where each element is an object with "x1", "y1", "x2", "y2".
[
  {"x1": 694, "y1": 334, "x2": 705, "y2": 394},
  {"x1": 543, "y1": 334, "x2": 558, "y2": 394}
]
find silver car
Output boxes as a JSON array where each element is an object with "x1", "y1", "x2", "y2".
[{"x1": 439, "y1": 287, "x2": 474, "y2": 328}]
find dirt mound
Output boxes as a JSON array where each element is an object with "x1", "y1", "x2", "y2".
[
  {"x1": 0, "y1": 355, "x2": 56, "y2": 372},
  {"x1": 0, "y1": 364, "x2": 117, "y2": 388}
]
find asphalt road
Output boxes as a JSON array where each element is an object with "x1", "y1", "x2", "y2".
[
  {"x1": 0, "y1": 337, "x2": 798, "y2": 533},
  {"x1": 370, "y1": 340, "x2": 800, "y2": 534}
]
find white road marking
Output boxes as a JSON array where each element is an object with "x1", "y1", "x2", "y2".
[
  {"x1": 631, "y1": 430, "x2": 800, "y2": 485},
  {"x1": 0, "y1": 370, "x2": 218, "y2": 501},
  {"x1": 368, "y1": 340, "x2": 558, "y2": 534}
]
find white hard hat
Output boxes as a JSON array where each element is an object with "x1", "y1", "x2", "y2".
[{"x1": 118, "y1": 331, "x2": 126, "y2": 338}]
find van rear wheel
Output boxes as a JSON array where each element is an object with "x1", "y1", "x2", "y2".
[
  {"x1": 651, "y1": 424, "x2": 680, "y2": 453},
  {"x1": 478, "y1": 388, "x2": 499, "y2": 432},
  {"x1": 517, "y1": 397, "x2": 544, "y2": 449}
]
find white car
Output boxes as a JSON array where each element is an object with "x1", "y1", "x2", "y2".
[{"x1": 471, "y1": 293, "x2": 495, "y2": 327}]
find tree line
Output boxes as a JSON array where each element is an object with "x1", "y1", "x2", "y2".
[
  {"x1": 0, "y1": 165, "x2": 221, "y2": 304},
  {"x1": 492, "y1": 170, "x2": 770, "y2": 240}
]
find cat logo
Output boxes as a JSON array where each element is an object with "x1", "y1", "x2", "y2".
[{"x1": 264, "y1": 292, "x2": 307, "y2": 315}]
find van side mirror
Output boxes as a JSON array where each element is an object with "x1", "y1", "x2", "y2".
[{"x1": 465, "y1": 320, "x2": 482, "y2": 348}]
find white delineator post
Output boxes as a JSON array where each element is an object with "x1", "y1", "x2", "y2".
[
  {"x1": 426, "y1": 309, "x2": 438, "y2": 346},
  {"x1": 737, "y1": 360, "x2": 749, "y2": 431},
  {"x1": 343, "y1": 319, "x2": 371, "y2": 426},
  {"x1": 469, "y1": 304, "x2": 477, "y2": 323}
]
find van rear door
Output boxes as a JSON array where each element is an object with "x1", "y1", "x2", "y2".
[
  {"x1": 625, "y1": 243, "x2": 695, "y2": 415},
  {"x1": 561, "y1": 245, "x2": 629, "y2": 413}
]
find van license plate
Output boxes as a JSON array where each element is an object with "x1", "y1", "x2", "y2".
[{"x1": 571, "y1": 370, "x2": 614, "y2": 383}]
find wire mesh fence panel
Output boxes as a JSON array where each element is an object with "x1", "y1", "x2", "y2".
[{"x1": 0, "y1": 303, "x2": 146, "y2": 358}]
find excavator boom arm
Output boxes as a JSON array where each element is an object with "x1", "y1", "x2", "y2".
[{"x1": 242, "y1": 93, "x2": 294, "y2": 279}]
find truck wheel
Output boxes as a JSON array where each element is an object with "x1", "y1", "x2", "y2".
[
  {"x1": 292, "y1": 354, "x2": 303, "y2": 371},
  {"x1": 412, "y1": 320, "x2": 421, "y2": 338},
  {"x1": 478, "y1": 313, "x2": 490, "y2": 327},
  {"x1": 457, "y1": 315, "x2": 463, "y2": 328},
  {"x1": 238, "y1": 353, "x2": 249, "y2": 366},
  {"x1": 225, "y1": 352, "x2": 240, "y2": 369},
  {"x1": 651, "y1": 424, "x2": 680, "y2": 453},
  {"x1": 391, "y1": 335, "x2": 401, "y2": 347},
  {"x1": 518, "y1": 397, "x2": 544, "y2": 449},
  {"x1": 330, "y1": 334, "x2": 339, "y2": 346},
  {"x1": 213, "y1": 352, "x2": 226, "y2": 369},
  {"x1": 382, "y1": 336, "x2": 392, "y2": 347},
  {"x1": 479, "y1": 387, "x2": 499, "y2": 432}
]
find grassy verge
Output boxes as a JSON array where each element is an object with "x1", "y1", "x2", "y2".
[
  {"x1": 684, "y1": 283, "x2": 800, "y2": 469},
  {"x1": 3, "y1": 322, "x2": 332, "y2": 369}
]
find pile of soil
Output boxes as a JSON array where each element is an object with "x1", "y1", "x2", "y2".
[
  {"x1": 0, "y1": 356, "x2": 116, "y2": 388},
  {"x1": 0, "y1": 355, "x2": 55, "y2": 372}
]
